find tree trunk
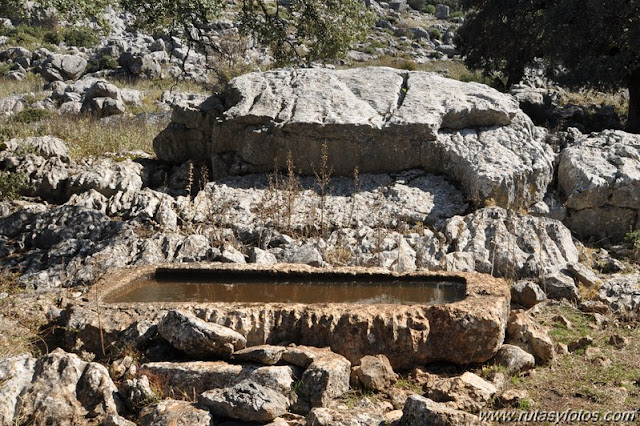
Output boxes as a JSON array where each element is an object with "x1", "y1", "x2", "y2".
[{"x1": 628, "y1": 69, "x2": 640, "y2": 134}]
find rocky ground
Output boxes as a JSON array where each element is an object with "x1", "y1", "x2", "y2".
[{"x1": 1, "y1": 1, "x2": 640, "y2": 425}]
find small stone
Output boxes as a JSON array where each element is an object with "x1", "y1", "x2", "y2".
[
  {"x1": 609, "y1": 334, "x2": 629, "y2": 349},
  {"x1": 492, "y1": 344, "x2": 535, "y2": 374},
  {"x1": 568, "y1": 336, "x2": 593, "y2": 352},
  {"x1": 399, "y1": 395, "x2": 486, "y2": 426},
  {"x1": 139, "y1": 400, "x2": 212, "y2": 426},
  {"x1": 584, "y1": 346, "x2": 602, "y2": 358},
  {"x1": 592, "y1": 356, "x2": 612, "y2": 368},
  {"x1": 579, "y1": 300, "x2": 609, "y2": 314},
  {"x1": 552, "y1": 315, "x2": 572, "y2": 329},
  {"x1": 541, "y1": 271, "x2": 578, "y2": 301},
  {"x1": 498, "y1": 389, "x2": 529, "y2": 408},
  {"x1": 220, "y1": 244, "x2": 246, "y2": 264},
  {"x1": 568, "y1": 262, "x2": 600, "y2": 287},
  {"x1": 554, "y1": 343, "x2": 569, "y2": 356},
  {"x1": 511, "y1": 280, "x2": 546, "y2": 308},
  {"x1": 427, "y1": 372, "x2": 497, "y2": 412},
  {"x1": 248, "y1": 247, "x2": 277, "y2": 265},
  {"x1": 232, "y1": 345, "x2": 286, "y2": 365}
]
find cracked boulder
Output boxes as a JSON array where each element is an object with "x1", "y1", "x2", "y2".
[
  {"x1": 558, "y1": 130, "x2": 640, "y2": 241},
  {"x1": 154, "y1": 67, "x2": 553, "y2": 209}
]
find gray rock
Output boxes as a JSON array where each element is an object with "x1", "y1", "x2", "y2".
[
  {"x1": 220, "y1": 244, "x2": 246, "y2": 264},
  {"x1": 511, "y1": 280, "x2": 546, "y2": 307},
  {"x1": 558, "y1": 130, "x2": 640, "y2": 241},
  {"x1": 283, "y1": 244, "x2": 323, "y2": 267},
  {"x1": 598, "y1": 273, "x2": 640, "y2": 312},
  {"x1": 493, "y1": 344, "x2": 535, "y2": 374},
  {"x1": 399, "y1": 395, "x2": 488, "y2": 426},
  {"x1": 541, "y1": 271, "x2": 578, "y2": 301},
  {"x1": 435, "y1": 4, "x2": 450, "y2": 19},
  {"x1": 248, "y1": 247, "x2": 278, "y2": 264},
  {"x1": 200, "y1": 379, "x2": 290, "y2": 422},
  {"x1": 40, "y1": 53, "x2": 87, "y2": 81},
  {"x1": 445, "y1": 207, "x2": 579, "y2": 279},
  {"x1": 299, "y1": 353, "x2": 351, "y2": 408},
  {"x1": 0, "y1": 94, "x2": 26, "y2": 115},
  {"x1": 139, "y1": 400, "x2": 213, "y2": 426},
  {"x1": 67, "y1": 158, "x2": 143, "y2": 199},
  {"x1": 307, "y1": 405, "x2": 385, "y2": 426},
  {"x1": 120, "y1": 375, "x2": 156, "y2": 410},
  {"x1": 13, "y1": 349, "x2": 122, "y2": 424},
  {"x1": 567, "y1": 262, "x2": 600, "y2": 287},
  {"x1": 232, "y1": 345, "x2": 286, "y2": 365},
  {"x1": 155, "y1": 68, "x2": 552, "y2": 210},
  {"x1": 119, "y1": 52, "x2": 161, "y2": 78},
  {"x1": 157, "y1": 310, "x2": 247, "y2": 358},
  {"x1": 4, "y1": 136, "x2": 70, "y2": 162},
  {"x1": 352, "y1": 354, "x2": 398, "y2": 391},
  {"x1": 444, "y1": 252, "x2": 475, "y2": 272},
  {"x1": 0, "y1": 354, "x2": 36, "y2": 424}
]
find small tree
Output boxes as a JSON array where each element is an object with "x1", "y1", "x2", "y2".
[{"x1": 456, "y1": 0, "x2": 640, "y2": 133}]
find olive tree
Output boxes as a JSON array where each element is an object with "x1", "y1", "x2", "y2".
[{"x1": 456, "y1": 0, "x2": 640, "y2": 133}]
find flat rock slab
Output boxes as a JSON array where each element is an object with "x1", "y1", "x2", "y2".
[
  {"x1": 200, "y1": 380, "x2": 289, "y2": 422},
  {"x1": 158, "y1": 310, "x2": 246, "y2": 358},
  {"x1": 558, "y1": 130, "x2": 640, "y2": 241},
  {"x1": 154, "y1": 67, "x2": 553, "y2": 209}
]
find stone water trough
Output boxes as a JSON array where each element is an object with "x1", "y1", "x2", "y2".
[{"x1": 65, "y1": 263, "x2": 510, "y2": 369}]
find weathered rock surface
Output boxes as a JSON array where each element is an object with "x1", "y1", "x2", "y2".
[
  {"x1": 506, "y1": 309, "x2": 555, "y2": 364},
  {"x1": 307, "y1": 405, "x2": 386, "y2": 426},
  {"x1": 399, "y1": 395, "x2": 488, "y2": 426},
  {"x1": 138, "y1": 400, "x2": 213, "y2": 426},
  {"x1": 4, "y1": 136, "x2": 70, "y2": 162},
  {"x1": 155, "y1": 67, "x2": 553, "y2": 209},
  {"x1": 158, "y1": 310, "x2": 247, "y2": 358},
  {"x1": 426, "y1": 372, "x2": 497, "y2": 412},
  {"x1": 492, "y1": 344, "x2": 535, "y2": 374},
  {"x1": 511, "y1": 280, "x2": 546, "y2": 307},
  {"x1": 0, "y1": 354, "x2": 36, "y2": 424},
  {"x1": 559, "y1": 130, "x2": 640, "y2": 241},
  {"x1": 598, "y1": 273, "x2": 640, "y2": 312},
  {"x1": 40, "y1": 53, "x2": 87, "y2": 81},
  {"x1": 298, "y1": 353, "x2": 351, "y2": 408},
  {"x1": 67, "y1": 266, "x2": 509, "y2": 369},
  {"x1": 445, "y1": 207, "x2": 579, "y2": 279},
  {"x1": 200, "y1": 379, "x2": 290, "y2": 422},
  {"x1": 6, "y1": 349, "x2": 123, "y2": 425},
  {"x1": 352, "y1": 354, "x2": 398, "y2": 391}
]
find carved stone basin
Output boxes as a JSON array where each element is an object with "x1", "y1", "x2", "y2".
[{"x1": 66, "y1": 263, "x2": 510, "y2": 369}]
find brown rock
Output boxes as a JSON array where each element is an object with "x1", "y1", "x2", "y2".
[
  {"x1": 399, "y1": 395, "x2": 489, "y2": 425},
  {"x1": 568, "y1": 336, "x2": 593, "y2": 352},
  {"x1": 609, "y1": 334, "x2": 629, "y2": 349},
  {"x1": 427, "y1": 372, "x2": 497, "y2": 412},
  {"x1": 298, "y1": 353, "x2": 351, "y2": 409},
  {"x1": 139, "y1": 400, "x2": 212, "y2": 426},
  {"x1": 506, "y1": 310, "x2": 555, "y2": 364},
  {"x1": 353, "y1": 355, "x2": 398, "y2": 391},
  {"x1": 498, "y1": 389, "x2": 529, "y2": 408},
  {"x1": 232, "y1": 344, "x2": 286, "y2": 365},
  {"x1": 492, "y1": 344, "x2": 535, "y2": 374},
  {"x1": 579, "y1": 300, "x2": 609, "y2": 314}
]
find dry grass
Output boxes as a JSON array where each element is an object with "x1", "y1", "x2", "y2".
[
  {"x1": 1, "y1": 114, "x2": 168, "y2": 159},
  {"x1": 508, "y1": 303, "x2": 640, "y2": 415},
  {"x1": 0, "y1": 74, "x2": 47, "y2": 98},
  {"x1": 558, "y1": 89, "x2": 628, "y2": 122}
]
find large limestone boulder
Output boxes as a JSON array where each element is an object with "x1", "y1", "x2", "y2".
[
  {"x1": 445, "y1": 207, "x2": 579, "y2": 279},
  {"x1": 154, "y1": 67, "x2": 553, "y2": 209},
  {"x1": 558, "y1": 130, "x2": 640, "y2": 241}
]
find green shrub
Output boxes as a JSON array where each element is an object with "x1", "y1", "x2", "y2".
[
  {"x1": 625, "y1": 230, "x2": 640, "y2": 252},
  {"x1": 423, "y1": 4, "x2": 436, "y2": 14},
  {"x1": 10, "y1": 108, "x2": 53, "y2": 124},
  {"x1": 0, "y1": 63, "x2": 10, "y2": 78},
  {"x1": 428, "y1": 28, "x2": 441, "y2": 40},
  {"x1": 87, "y1": 55, "x2": 119, "y2": 72},
  {"x1": 450, "y1": 10, "x2": 464, "y2": 18},
  {"x1": 63, "y1": 27, "x2": 100, "y2": 47},
  {"x1": 43, "y1": 28, "x2": 63, "y2": 45},
  {"x1": 0, "y1": 170, "x2": 29, "y2": 201}
]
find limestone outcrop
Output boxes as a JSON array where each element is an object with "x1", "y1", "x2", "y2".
[
  {"x1": 558, "y1": 130, "x2": 640, "y2": 241},
  {"x1": 154, "y1": 67, "x2": 553, "y2": 209}
]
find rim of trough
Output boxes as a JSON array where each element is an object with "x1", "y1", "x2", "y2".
[{"x1": 93, "y1": 262, "x2": 510, "y2": 309}]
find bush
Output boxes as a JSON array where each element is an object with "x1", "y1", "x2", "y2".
[
  {"x1": 0, "y1": 63, "x2": 11, "y2": 78},
  {"x1": 10, "y1": 108, "x2": 53, "y2": 124},
  {"x1": 87, "y1": 55, "x2": 119, "y2": 72},
  {"x1": 428, "y1": 28, "x2": 441, "y2": 40},
  {"x1": 423, "y1": 4, "x2": 436, "y2": 14},
  {"x1": 0, "y1": 170, "x2": 29, "y2": 201},
  {"x1": 62, "y1": 27, "x2": 100, "y2": 47},
  {"x1": 408, "y1": 0, "x2": 426, "y2": 10}
]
